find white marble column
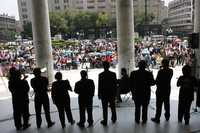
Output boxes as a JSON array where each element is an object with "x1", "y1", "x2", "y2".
[
  {"x1": 116, "y1": 0, "x2": 135, "y2": 77},
  {"x1": 194, "y1": 0, "x2": 200, "y2": 79},
  {"x1": 31, "y1": 0, "x2": 54, "y2": 82}
]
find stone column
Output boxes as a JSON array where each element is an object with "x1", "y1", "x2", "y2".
[
  {"x1": 116, "y1": 0, "x2": 135, "y2": 77},
  {"x1": 194, "y1": 0, "x2": 200, "y2": 79},
  {"x1": 31, "y1": 0, "x2": 54, "y2": 82}
]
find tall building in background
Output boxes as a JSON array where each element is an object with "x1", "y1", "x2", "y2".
[
  {"x1": 17, "y1": 0, "x2": 168, "y2": 26},
  {"x1": 0, "y1": 14, "x2": 16, "y2": 31},
  {"x1": 0, "y1": 14, "x2": 16, "y2": 41},
  {"x1": 168, "y1": 0, "x2": 193, "y2": 35}
]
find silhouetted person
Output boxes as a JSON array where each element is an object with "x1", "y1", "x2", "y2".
[
  {"x1": 51, "y1": 72, "x2": 75, "y2": 128},
  {"x1": 177, "y1": 65, "x2": 197, "y2": 125},
  {"x1": 8, "y1": 67, "x2": 30, "y2": 130},
  {"x1": 151, "y1": 59, "x2": 173, "y2": 123},
  {"x1": 196, "y1": 80, "x2": 200, "y2": 109},
  {"x1": 98, "y1": 61, "x2": 117, "y2": 126},
  {"x1": 116, "y1": 68, "x2": 131, "y2": 103},
  {"x1": 30, "y1": 68, "x2": 55, "y2": 128},
  {"x1": 74, "y1": 70, "x2": 95, "y2": 127},
  {"x1": 130, "y1": 60, "x2": 155, "y2": 124}
]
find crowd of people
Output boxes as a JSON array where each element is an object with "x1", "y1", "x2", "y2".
[
  {"x1": 135, "y1": 40, "x2": 193, "y2": 69},
  {"x1": 8, "y1": 59, "x2": 200, "y2": 131},
  {"x1": 0, "y1": 39, "x2": 118, "y2": 76},
  {"x1": 0, "y1": 38, "x2": 193, "y2": 77}
]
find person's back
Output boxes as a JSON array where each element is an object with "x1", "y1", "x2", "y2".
[
  {"x1": 75, "y1": 70, "x2": 95, "y2": 127},
  {"x1": 75, "y1": 78, "x2": 95, "y2": 98},
  {"x1": 31, "y1": 76, "x2": 48, "y2": 96},
  {"x1": 131, "y1": 69, "x2": 154, "y2": 100},
  {"x1": 99, "y1": 70, "x2": 116, "y2": 98},
  {"x1": 8, "y1": 67, "x2": 30, "y2": 130},
  {"x1": 177, "y1": 65, "x2": 197, "y2": 125},
  {"x1": 98, "y1": 61, "x2": 117, "y2": 126},
  {"x1": 30, "y1": 68, "x2": 54, "y2": 128},
  {"x1": 130, "y1": 60, "x2": 155, "y2": 123},
  {"x1": 52, "y1": 80, "x2": 71, "y2": 103},
  {"x1": 156, "y1": 66, "x2": 173, "y2": 95}
]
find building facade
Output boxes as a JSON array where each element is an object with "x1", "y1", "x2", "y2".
[
  {"x1": 18, "y1": 0, "x2": 168, "y2": 26},
  {"x1": 168, "y1": 0, "x2": 193, "y2": 35},
  {"x1": 0, "y1": 14, "x2": 16, "y2": 31}
]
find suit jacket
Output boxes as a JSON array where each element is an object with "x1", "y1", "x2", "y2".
[
  {"x1": 31, "y1": 76, "x2": 49, "y2": 97},
  {"x1": 9, "y1": 79, "x2": 30, "y2": 103},
  {"x1": 98, "y1": 70, "x2": 117, "y2": 99},
  {"x1": 51, "y1": 80, "x2": 72, "y2": 104},
  {"x1": 156, "y1": 67, "x2": 173, "y2": 97},
  {"x1": 74, "y1": 78, "x2": 95, "y2": 100},
  {"x1": 177, "y1": 75, "x2": 197, "y2": 101},
  {"x1": 130, "y1": 69, "x2": 155, "y2": 104}
]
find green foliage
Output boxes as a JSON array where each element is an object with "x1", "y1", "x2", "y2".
[
  {"x1": 134, "y1": 12, "x2": 155, "y2": 26},
  {"x1": 96, "y1": 12, "x2": 110, "y2": 27},
  {"x1": 134, "y1": 37, "x2": 142, "y2": 44},
  {"x1": 52, "y1": 40, "x2": 79, "y2": 47},
  {"x1": 49, "y1": 10, "x2": 115, "y2": 39},
  {"x1": 49, "y1": 12, "x2": 68, "y2": 36},
  {"x1": 0, "y1": 30, "x2": 17, "y2": 42},
  {"x1": 21, "y1": 22, "x2": 32, "y2": 39}
]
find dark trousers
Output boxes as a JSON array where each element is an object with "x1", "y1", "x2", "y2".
[
  {"x1": 78, "y1": 97, "x2": 93, "y2": 124},
  {"x1": 135, "y1": 100, "x2": 148, "y2": 122},
  {"x1": 155, "y1": 95, "x2": 170, "y2": 120},
  {"x1": 56, "y1": 102, "x2": 74, "y2": 127},
  {"x1": 178, "y1": 99, "x2": 192, "y2": 123},
  {"x1": 12, "y1": 100, "x2": 29, "y2": 129},
  {"x1": 101, "y1": 98, "x2": 117, "y2": 123},
  {"x1": 34, "y1": 95, "x2": 52, "y2": 127}
]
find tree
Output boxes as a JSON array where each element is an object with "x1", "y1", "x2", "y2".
[
  {"x1": 21, "y1": 22, "x2": 32, "y2": 39},
  {"x1": 134, "y1": 12, "x2": 155, "y2": 26},
  {"x1": 49, "y1": 12, "x2": 68, "y2": 36},
  {"x1": 0, "y1": 30, "x2": 17, "y2": 41},
  {"x1": 96, "y1": 12, "x2": 110, "y2": 28}
]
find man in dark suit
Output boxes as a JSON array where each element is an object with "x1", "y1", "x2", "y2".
[
  {"x1": 74, "y1": 70, "x2": 95, "y2": 127},
  {"x1": 151, "y1": 59, "x2": 173, "y2": 123},
  {"x1": 8, "y1": 67, "x2": 30, "y2": 130},
  {"x1": 98, "y1": 61, "x2": 117, "y2": 126},
  {"x1": 51, "y1": 72, "x2": 75, "y2": 128},
  {"x1": 31, "y1": 68, "x2": 55, "y2": 128},
  {"x1": 130, "y1": 60, "x2": 155, "y2": 124}
]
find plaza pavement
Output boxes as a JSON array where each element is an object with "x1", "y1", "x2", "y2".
[{"x1": 0, "y1": 66, "x2": 200, "y2": 133}]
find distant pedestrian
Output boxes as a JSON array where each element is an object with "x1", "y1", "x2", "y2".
[
  {"x1": 177, "y1": 65, "x2": 198, "y2": 125},
  {"x1": 51, "y1": 72, "x2": 75, "y2": 128},
  {"x1": 8, "y1": 67, "x2": 30, "y2": 130},
  {"x1": 151, "y1": 59, "x2": 173, "y2": 123},
  {"x1": 74, "y1": 70, "x2": 95, "y2": 127},
  {"x1": 98, "y1": 61, "x2": 117, "y2": 126},
  {"x1": 31, "y1": 68, "x2": 55, "y2": 128},
  {"x1": 130, "y1": 60, "x2": 155, "y2": 124}
]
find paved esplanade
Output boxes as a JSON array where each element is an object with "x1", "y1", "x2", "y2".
[
  {"x1": 194, "y1": 0, "x2": 200, "y2": 79},
  {"x1": 116, "y1": 0, "x2": 135, "y2": 76},
  {"x1": 31, "y1": 0, "x2": 54, "y2": 82},
  {"x1": 0, "y1": 67, "x2": 200, "y2": 132}
]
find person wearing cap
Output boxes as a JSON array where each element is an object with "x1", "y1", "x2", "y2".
[
  {"x1": 151, "y1": 59, "x2": 173, "y2": 123},
  {"x1": 130, "y1": 60, "x2": 155, "y2": 124}
]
